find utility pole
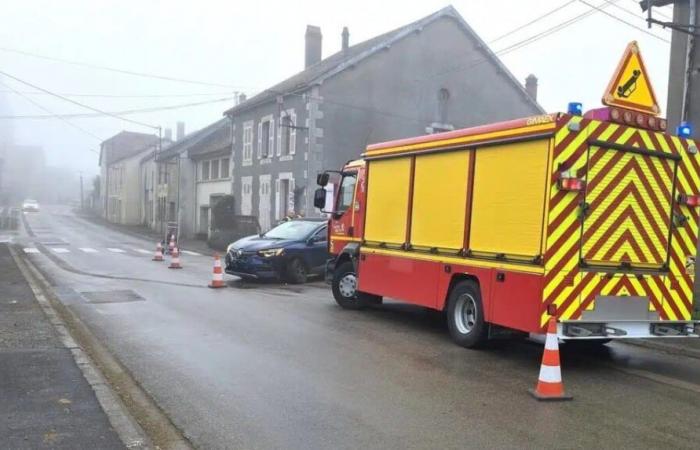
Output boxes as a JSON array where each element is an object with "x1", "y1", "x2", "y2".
[{"x1": 644, "y1": 0, "x2": 699, "y2": 134}]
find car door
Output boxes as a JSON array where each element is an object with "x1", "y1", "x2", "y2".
[{"x1": 307, "y1": 226, "x2": 329, "y2": 273}]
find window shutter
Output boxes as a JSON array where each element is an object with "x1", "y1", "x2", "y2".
[
  {"x1": 276, "y1": 117, "x2": 282, "y2": 156},
  {"x1": 268, "y1": 119, "x2": 275, "y2": 157},
  {"x1": 257, "y1": 122, "x2": 262, "y2": 158},
  {"x1": 290, "y1": 112, "x2": 297, "y2": 155}
]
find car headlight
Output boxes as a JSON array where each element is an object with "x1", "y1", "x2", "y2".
[
  {"x1": 226, "y1": 243, "x2": 236, "y2": 253},
  {"x1": 258, "y1": 248, "x2": 284, "y2": 258}
]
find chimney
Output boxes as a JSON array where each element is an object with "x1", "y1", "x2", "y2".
[
  {"x1": 525, "y1": 74, "x2": 538, "y2": 101},
  {"x1": 305, "y1": 25, "x2": 322, "y2": 68},
  {"x1": 176, "y1": 122, "x2": 185, "y2": 141},
  {"x1": 341, "y1": 27, "x2": 349, "y2": 52},
  {"x1": 238, "y1": 93, "x2": 247, "y2": 104},
  {"x1": 164, "y1": 128, "x2": 172, "y2": 141}
]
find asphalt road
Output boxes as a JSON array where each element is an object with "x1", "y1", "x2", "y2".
[{"x1": 17, "y1": 206, "x2": 700, "y2": 449}]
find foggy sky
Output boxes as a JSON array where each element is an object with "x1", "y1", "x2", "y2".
[{"x1": 0, "y1": 0, "x2": 675, "y2": 177}]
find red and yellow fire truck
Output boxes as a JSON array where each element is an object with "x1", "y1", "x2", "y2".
[{"x1": 315, "y1": 42, "x2": 700, "y2": 347}]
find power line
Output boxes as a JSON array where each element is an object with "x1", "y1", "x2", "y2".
[
  {"x1": 579, "y1": 0, "x2": 670, "y2": 42},
  {"x1": 0, "y1": 69, "x2": 159, "y2": 129},
  {"x1": 0, "y1": 46, "x2": 244, "y2": 89},
  {"x1": 0, "y1": 78, "x2": 102, "y2": 148},
  {"x1": 0, "y1": 89, "x2": 239, "y2": 99},
  {"x1": 0, "y1": 95, "x2": 237, "y2": 120},
  {"x1": 489, "y1": 0, "x2": 578, "y2": 44}
]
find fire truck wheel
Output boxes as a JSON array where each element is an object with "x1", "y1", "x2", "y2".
[
  {"x1": 446, "y1": 280, "x2": 488, "y2": 348},
  {"x1": 285, "y1": 258, "x2": 308, "y2": 284},
  {"x1": 332, "y1": 261, "x2": 370, "y2": 309}
]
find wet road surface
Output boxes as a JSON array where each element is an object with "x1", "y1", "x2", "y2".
[{"x1": 16, "y1": 206, "x2": 700, "y2": 449}]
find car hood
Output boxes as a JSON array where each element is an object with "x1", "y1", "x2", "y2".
[{"x1": 229, "y1": 235, "x2": 299, "y2": 252}]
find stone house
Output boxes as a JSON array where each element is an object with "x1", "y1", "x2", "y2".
[
  {"x1": 222, "y1": 5, "x2": 543, "y2": 232},
  {"x1": 98, "y1": 131, "x2": 159, "y2": 225}
]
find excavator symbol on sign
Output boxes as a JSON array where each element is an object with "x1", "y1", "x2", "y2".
[{"x1": 617, "y1": 69, "x2": 641, "y2": 98}]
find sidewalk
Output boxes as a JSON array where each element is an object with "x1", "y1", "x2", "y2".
[
  {"x1": 0, "y1": 243, "x2": 124, "y2": 449},
  {"x1": 76, "y1": 211, "x2": 214, "y2": 256}
]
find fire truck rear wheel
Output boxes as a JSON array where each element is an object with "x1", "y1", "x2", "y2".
[
  {"x1": 332, "y1": 261, "x2": 378, "y2": 309},
  {"x1": 446, "y1": 280, "x2": 488, "y2": 348}
]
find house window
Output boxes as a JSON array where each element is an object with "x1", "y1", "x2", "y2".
[
  {"x1": 278, "y1": 110, "x2": 296, "y2": 157},
  {"x1": 211, "y1": 159, "x2": 220, "y2": 180},
  {"x1": 243, "y1": 121, "x2": 253, "y2": 164},
  {"x1": 202, "y1": 160, "x2": 210, "y2": 181},
  {"x1": 258, "y1": 116, "x2": 275, "y2": 159},
  {"x1": 221, "y1": 158, "x2": 230, "y2": 178}
]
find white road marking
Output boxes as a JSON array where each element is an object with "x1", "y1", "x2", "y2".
[
  {"x1": 79, "y1": 248, "x2": 98, "y2": 253},
  {"x1": 133, "y1": 249, "x2": 152, "y2": 254},
  {"x1": 181, "y1": 250, "x2": 202, "y2": 256},
  {"x1": 51, "y1": 248, "x2": 70, "y2": 253},
  {"x1": 23, "y1": 247, "x2": 40, "y2": 253},
  {"x1": 107, "y1": 248, "x2": 126, "y2": 253}
]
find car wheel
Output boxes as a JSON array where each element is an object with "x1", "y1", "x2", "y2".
[
  {"x1": 286, "y1": 258, "x2": 308, "y2": 284},
  {"x1": 332, "y1": 261, "x2": 381, "y2": 309},
  {"x1": 446, "y1": 280, "x2": 488, "y2": 348}
]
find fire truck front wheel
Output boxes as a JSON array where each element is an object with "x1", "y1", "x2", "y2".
[
  {"x1": 332, "y1": 261, "x2": 380, "y2": 309},
  {"x1": 446, "y1": 280, "x2": 488, "y2": 348}
]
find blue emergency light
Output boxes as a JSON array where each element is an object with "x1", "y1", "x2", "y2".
[
  {"x1": 568, "y1": 102, "x2": 583, "y2": 116},
  {"x1": 677, "y1": 121, "x2": 693, "y2": 138}
]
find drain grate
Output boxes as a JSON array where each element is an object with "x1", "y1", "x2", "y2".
[{"x1": 81, "y1": 290, "x2": 145, "y2": 304}]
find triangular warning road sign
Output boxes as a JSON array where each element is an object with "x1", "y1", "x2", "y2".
[{"x1": 602, "y1": 41, "x2": 660, "y2": 116}]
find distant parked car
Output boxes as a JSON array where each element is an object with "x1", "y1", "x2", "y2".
[
  {"x1": 22, "y1": 199, "x2": 40, "y2": 212},
  {"x1": 225, "y1": 219, "x2": 329, "y2": 283}
]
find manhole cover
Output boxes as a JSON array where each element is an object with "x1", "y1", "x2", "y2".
[{"x1": 81, "y1": 290, "x2": 145, "y2": 304}]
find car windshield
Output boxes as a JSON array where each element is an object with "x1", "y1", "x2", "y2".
[{"x1": 264, "y1": 221, "x2": 320, "y2": 240}]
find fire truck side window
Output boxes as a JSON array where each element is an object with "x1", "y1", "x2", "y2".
[{"x1": 336, "y1": 174, "x2": 356, "y2": 213}]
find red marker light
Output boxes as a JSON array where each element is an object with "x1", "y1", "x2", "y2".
[
  {"x1": 679, "y1": 194, "x2": 700, "y2": 207},
  {"x1": 558, "y1": 171, "x2": 586, "y2": 192}
]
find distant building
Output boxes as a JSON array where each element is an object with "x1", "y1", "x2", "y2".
[
  {"x1": 98, "y1": 131, "x2": 159, "y2": 225},
  {"x1": 223, "y1": 6, "x2": 543, "y2": 231},
  {"x1": 151, "y1": 119, "x2": 231, "y2": 239}
]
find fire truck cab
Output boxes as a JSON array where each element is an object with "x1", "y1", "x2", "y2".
[{"x1": 314, "y1": 42, "x2": 700, "y2": 348}]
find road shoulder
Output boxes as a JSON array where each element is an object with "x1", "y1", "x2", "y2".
[{"x1": 7, "y1": 243, "x2": 193, "y2": 449}]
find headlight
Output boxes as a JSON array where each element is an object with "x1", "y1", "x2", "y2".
[
  {"x1": 258, "y1": 248, "x2": 284, "y2": 258},
  {"x1": 226, "y1": 243, "x2": 235, "y2": 253}
]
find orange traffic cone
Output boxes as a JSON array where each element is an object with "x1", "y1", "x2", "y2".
[
  {"x1": 529, "y1": 317, "x2": 572, "y2": 401},
  {"x1": 168, "y1": 237, "x2": 175, "y2": 254},
  {"x1": 168, "y1": 247, "x2": 183, "y2": 269},
  {"x1": 152, "y1": 242, "x2": 164, "y2": 261},
  {"x1": 208, "y1": 253, "x2": 226, "y2": 288}
]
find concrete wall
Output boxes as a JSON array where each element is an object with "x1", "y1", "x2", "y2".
[{"x1": 319, "y1": 15, "x2": 541, "y2": 172}]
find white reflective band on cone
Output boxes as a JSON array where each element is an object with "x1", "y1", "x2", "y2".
[
  {"x1": 538, "y1": 364, "x2": 562, "y2": 383},
  {"x1": 544, "y1": 333, "x2": 559, "y2": 351}
]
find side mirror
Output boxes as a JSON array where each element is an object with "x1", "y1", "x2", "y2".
[
  {"x1": 313, "y1": 187, "x2": 328, "y2": 210},
  {"x1": 316, "y1": 172, "x2": 330, "y2": 187}
]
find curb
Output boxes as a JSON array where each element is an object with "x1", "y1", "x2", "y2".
[
  {"x1": 11, "y1": 245, "x2": 193, "y2": 450},
  {"x1": 620, "y1": 339, "x2": 700, "y2": 360}
]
